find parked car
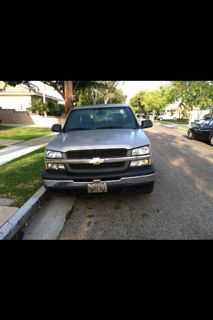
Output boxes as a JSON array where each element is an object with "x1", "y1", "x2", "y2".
[
  {"x1": 156, "y1": 113, "x2": 177, "y2": 121},
  {"x1": 193, "y1": 114, "x2": 212, "y2": 125},
  {"x1": 43, "y1": 104, "x2": 155, "y2": 193},
  {"x1": 188, "y1": 119, "x2": 213, "y2": 146}
]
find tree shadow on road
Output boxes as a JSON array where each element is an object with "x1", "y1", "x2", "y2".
[{"x1": 146, "y1": 130, "x2": 213, "y2": 203}]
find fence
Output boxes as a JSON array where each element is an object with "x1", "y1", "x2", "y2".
[{"x1": 0, "y1": 109, "x2": 65, "y2": 127}]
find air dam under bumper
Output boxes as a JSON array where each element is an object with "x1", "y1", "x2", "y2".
[{"x1": 43, "y1": 173, "x2": 155, "y2": 189}]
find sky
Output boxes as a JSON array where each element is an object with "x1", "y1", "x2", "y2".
[
  {"x1": 31, "y1": 81, "x2": 63, "y2": 100},
  {"x1": 118, "y1": 81, "x2": 170, "y2": 102}
]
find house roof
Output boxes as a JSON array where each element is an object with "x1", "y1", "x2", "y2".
[
  {"x1": 0, "y1": 81, "x2": 32, "y2": 93},
  {"x1": 0, "y1": 81, "x2": 63, "y2": 102}
]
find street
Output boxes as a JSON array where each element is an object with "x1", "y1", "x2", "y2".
[{"x1": 58, "y1": 124, "x2": 213, "y2": 240}]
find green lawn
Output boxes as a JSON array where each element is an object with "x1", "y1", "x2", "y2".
[
  {"x1": 0, "y1": 145, "x2": 5, "y2": 149},
  {"x1": 0, "y1": 125, "x2": 51, "y2": 141},
  {"x1": 154, "y1": 120, "x2": 189, "y2": 126},
  {"x1": 154, "y1": 120, "x2": 189, "y2": 133},
  {"x1": 0, "y1": 147, "x2": 45, "y2": 207},
  {"x1": 177, "y1": 126, "x2": 189, "y2": 133}
]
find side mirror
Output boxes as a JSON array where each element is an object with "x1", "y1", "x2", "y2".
[
  {"x1": 141, "y1": 120, "x2": 153, "y2": 129},
  {"x1": 52, "y1": 124, "x2": 62, "y2": 132}
]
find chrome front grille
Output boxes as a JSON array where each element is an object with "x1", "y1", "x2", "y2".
[
  {"x1": 66, "y1": 149, "x2": 128, "y2": 173},
  {"x1": 66, "y1": 149, "x2": 127, "y2": 159}
]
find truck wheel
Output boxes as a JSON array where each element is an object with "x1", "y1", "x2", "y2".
[
  {"x1": 210, "y1": 135, "x2": 213, "y2": 146},
  {"x1": 45, "y1": 186, "x2": 62, "y2": 196},
  {"x1": 145, "y1": 182, "x2": 154, "y2": 194}
]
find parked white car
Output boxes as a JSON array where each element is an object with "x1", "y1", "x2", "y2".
[{"x1": 156, "y1": 113, "x2": 177, "y2": 121}]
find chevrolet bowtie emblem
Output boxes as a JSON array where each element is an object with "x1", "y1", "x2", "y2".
[{"x1": 89, "y1": 158, "x2": 104, "y2": 165}]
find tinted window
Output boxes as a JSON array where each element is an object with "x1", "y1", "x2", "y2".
[
  {"x1": 208, "y1": 120, "x2": 213, "y2": 127},
  {"x1": 200, "y1": 120, "x2": 210, "y2": 127},
  {"x1": 63, "y1": 107, "x2": 138, "y2": 131}
]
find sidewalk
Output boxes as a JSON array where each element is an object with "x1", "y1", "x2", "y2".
[
  {"x1": 0, "y1": 139, "x2": 23, "y2": 146},
  {"x1": 0, "y1": 206, "x2": 18, "y2": 228},
  {"x1": 1, "y1": 123, "x2": 52, "y2": 128},
  {"x1": 0, "y1": 134, "x2": 56, "y2": 167}
]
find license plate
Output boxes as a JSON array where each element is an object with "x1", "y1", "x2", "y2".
[{"x1": 88, "y1": 181, "x2": 108, "y2": 193}]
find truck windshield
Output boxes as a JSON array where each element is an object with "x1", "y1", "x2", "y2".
[{"x1": 63, "y1": 107, "x2": 139, "y2": 132}]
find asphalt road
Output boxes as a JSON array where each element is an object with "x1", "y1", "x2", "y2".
[{"x1": 58, "y1": 124, "x2": 213, "y2": 240}]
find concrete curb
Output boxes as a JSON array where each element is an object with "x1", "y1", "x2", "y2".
[
  {"x1": 0, "y1": 186, "x2": 47, "y2": 240},
  {"x1": 154, "y1": 122, "x2": 178, "y2": 129}
]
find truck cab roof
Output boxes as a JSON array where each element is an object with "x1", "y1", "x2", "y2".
[{"x1": 72, "y1": 104, "x2": 130, "y2": 110}]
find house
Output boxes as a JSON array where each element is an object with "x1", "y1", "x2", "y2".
[
  {"x1": 163, "y1": 102, "x2": 212, "y2": 121},
  {"x1": 191, "y1": 106, "x2": 212, "y2": 121},
  {"x1": 0, "y1": 81, "x2": 64, "y2": 111},
  {"x1": 162, "y1": 103, "x2": 180, "y2": 118}
]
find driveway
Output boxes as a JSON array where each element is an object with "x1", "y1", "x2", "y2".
[{"x1": 57, "y1": 124, "x2": 213, "y2": 240}]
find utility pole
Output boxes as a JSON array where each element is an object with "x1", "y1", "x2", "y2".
[
  {"x1": 64, "y1": 81, "x2": 73, "y2": 115},
  {"x1": 43, "y1": 82, "x2": 46, "y2": 103}
]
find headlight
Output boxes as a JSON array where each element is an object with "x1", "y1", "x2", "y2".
[
  {"x1": 45, "y1": 150, "x2": 63, "y2": 159},
  {"x1": 130, "y1": 159, "x2": 150, "y2": 167},
  {"x1": 132, "y1": 146, "x2": 150, "y2": 156},
  {"x1": 46, "y1": 163, "x2": 65, "y2": 170}
]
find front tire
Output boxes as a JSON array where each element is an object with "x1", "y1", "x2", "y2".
[
  {"x1": 188, "y1": 130, "x2": 194, "y2": 140},
  {"x1": 144, "y1": 182, "x2": 154, "y2": 194},
  {"x1": 44, "y1": 186, "x2": 63, "y2": 196},
  {"x1": 210, "y1": 135, "x2": 213, "y2": 146}
]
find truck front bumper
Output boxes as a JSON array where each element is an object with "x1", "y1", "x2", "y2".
[{"x1": 43, "y1": 166, "x2": 155, "y2": 190}]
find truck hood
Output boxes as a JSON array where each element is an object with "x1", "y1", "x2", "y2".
[{"x1": 46, "y1": 129, "x2": 151, "y2": 152}]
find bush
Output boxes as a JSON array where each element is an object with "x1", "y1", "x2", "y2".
[
  {"x1": 46, "y1": 101, "x2": 64, "y2": 116},
  {"x1": 29, "y1": 98, "x2": 47, "y2": 115},
  {"x1": 29, "y1": 99, "x2": 64, "y2": 116}
]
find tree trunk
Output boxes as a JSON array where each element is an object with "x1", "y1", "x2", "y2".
[
  {"x1": 152, "y1": 110, "x2": 156, "y2": 122},
  {"x1": 188, "y1": 106, "x2": 193, "y2": 127},
  {"x1": 92, "y1": 89, "x2": 99, "y2": 105},
  {"x1": 64, "y1": 81, "x2": 73, "y2": 115}
]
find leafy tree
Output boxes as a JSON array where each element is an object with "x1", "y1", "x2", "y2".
[
  {"x1": 76, "y1": 82, "x2": 126, "y2": 106},
  {"x1": 29, "y1": 98, "x2": 48, "y2": 116},
  {"x1": 4, "y1": 81, "x2": 118, "y2": 115},
  {"x1": 130, "y1": 90, "x2": 169, "y2": 117},
  {"x1": 102, "y1": 87, "x2": 127, "y2": 104},
  {"x1": 143, "y1": 90, "x2": 169, "y2": 117},
  {"x1": 129, "y1": 91, "x2": 146, "y2": 114},
  {"x1": 164, "y1": 81, "x2": 213, "y2": 125}
]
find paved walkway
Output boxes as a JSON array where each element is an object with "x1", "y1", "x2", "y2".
[
  {"x1": 0, "y1": 206, "x2": 18, "y2": 228},
  {"x1": 2, "y1": 123, "x2": 56, "y2": 128},
  {"x1": 0, "y1": 198, "x2": 15, "y2": 206},
  {"x1": 0, "y1": 134, "x2": 55, "y2": 166},
  {"x1": 0, "y1": 139, "x2": 23, "y2": 146}
]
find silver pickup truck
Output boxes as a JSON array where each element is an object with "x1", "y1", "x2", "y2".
[{"x1": 43, "y1": 104, "x2": 155, "y2": 193}]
